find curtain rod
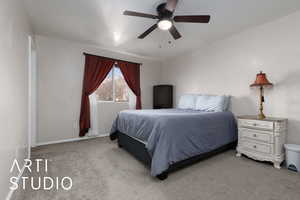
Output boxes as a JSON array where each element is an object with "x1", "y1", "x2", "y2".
[{"x1": 83, "y1": 52, "x2": 142, "y2": 65}]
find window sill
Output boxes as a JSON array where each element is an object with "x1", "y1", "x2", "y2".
[{"x1": 97, "y1": 101, "x2": 129, "y2": 104}]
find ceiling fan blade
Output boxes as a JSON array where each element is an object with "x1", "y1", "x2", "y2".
[
  {"x1": 138, "y1": 24, "x2": 158, "y2": 39},
  {"x1": 174, "y1": 15, "x2": 211, "y2": 23},
  {"x1": 165, "y1": 0, "x2": 178, "y2": 12},
  {"x1": 123, "y1": 10, "x2": 158, "y2": 19},
  {"x1": 169, "y1": 25, "x2": 182, "y2": 40}
]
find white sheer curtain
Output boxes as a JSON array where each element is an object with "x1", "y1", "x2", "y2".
[{"x1": 87, "y1": 93, "x2": 99, "y2": 136}]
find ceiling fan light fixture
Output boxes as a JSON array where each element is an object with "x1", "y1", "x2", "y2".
[
  {"x1": 158, "y1": 19, "x2": 172, "y2": 30},
  {"x1": 123, "y1": 1, "x2": 210, "y2": 40}
]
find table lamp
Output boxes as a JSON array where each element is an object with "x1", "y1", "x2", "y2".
[{"x1": 250, "y1": 71, "x2": 273, "y2": 119}]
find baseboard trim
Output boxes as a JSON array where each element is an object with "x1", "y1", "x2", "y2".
[
  {"x1": 6, "y1": 160, "x2": 27, "y2": 200},
  {"x1": 35, "y1": 134, "x2": 109, "y2": 147}
]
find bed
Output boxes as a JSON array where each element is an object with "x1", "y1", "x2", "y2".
[{"x1": 110, "y1": 108, "x2": 237, "y2": 180}]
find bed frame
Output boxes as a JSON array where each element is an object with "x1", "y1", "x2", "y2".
[{"x1": 111, "y1": 131, "x2": 237, "y2": 180}]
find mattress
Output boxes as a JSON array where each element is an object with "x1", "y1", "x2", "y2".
[{"x1": 110, "y1": 109, "x2": 237, "y2": 176}]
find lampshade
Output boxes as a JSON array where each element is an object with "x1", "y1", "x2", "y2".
[{"x1": 250, "y1": 71, "x2": 273, "y2": 87}]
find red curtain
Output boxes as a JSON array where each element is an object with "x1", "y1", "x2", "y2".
[
  {"x1": 117, "y1": 61, "x2": 142, "y2": 109},
  {"x1": 79, "y1": 55, "x2": 115, "y2": 137}
]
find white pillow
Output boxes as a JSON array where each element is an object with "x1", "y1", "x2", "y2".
[
  {"x1": 178, "y1": 94, "x2": 196, "y2": 109},
  {"x1": 195, "y1": 95, "x2": 227, "y2": 112}
]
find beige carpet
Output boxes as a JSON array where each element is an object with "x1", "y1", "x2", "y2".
[{"x1": 21, "y1": 137, "x2": 300, "y2": 200}]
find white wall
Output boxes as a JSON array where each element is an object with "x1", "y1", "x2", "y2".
[
  {"x1": 36, "y1": 35, "x2": 161, "y2": 144},
  {"x1": 0, "y1": 0, "x2": 32, "y2": 199},
  {"x1": 161, "y1": 11, "x2": 300, "y2": 144},
  {"x1": 97, "y1": 102, "x2": 129, "y2": 134}
]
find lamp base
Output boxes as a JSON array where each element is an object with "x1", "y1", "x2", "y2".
[{"x1": 258, "y1": 113, "x2": 266, "y2": 120}]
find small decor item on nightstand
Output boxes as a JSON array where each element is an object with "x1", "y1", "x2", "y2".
[{"x1": 250, "y1": 71, "x2": 273, "y2": 120}]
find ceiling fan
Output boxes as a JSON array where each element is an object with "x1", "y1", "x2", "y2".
[{"x1": 123, "y1": 0, "x2": 210, "y2": 40}]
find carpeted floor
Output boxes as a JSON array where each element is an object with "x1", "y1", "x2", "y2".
[{"x1": 21, "y1": 137, "x2": 300, "y2": 200}]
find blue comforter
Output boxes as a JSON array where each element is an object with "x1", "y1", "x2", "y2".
[{"x1": 110, "y1": 109, "x2": 237, "y2": 176}]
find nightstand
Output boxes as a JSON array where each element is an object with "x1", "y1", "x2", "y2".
[{"x1": 236, "y1": 115, "x2": 288, "y2": 169}]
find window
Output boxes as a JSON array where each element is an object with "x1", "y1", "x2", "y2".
[{"x1": 94, "y1": 65, "x2": 129, "y2": 102}]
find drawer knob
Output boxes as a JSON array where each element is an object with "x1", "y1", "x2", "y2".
[
  {"x1": 253, "y1": 145, "x2": 257, "y2": 149},
  {"x1": 253, "y1": 123, "x2": 257, "y2": 126},
  {"x1": 253, "y1": 134, "x2": 257, "y2": 137}
]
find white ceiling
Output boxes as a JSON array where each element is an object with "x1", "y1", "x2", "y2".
[{"x1": 24, "y1": 0, "x2": 300, "y2": 60}]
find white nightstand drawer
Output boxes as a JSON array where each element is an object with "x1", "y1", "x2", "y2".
[
  {"x1": 241, "y1": 140, "x2": 272, "y2": 154},
  {"x1": 239, "y1": 119, "x2": 274, "y2": 130},
  {"x1": 239, "y1": 128, "x2": 273, "y2": 143},
  {"x1": 237, "y1": 116, "x2": 287, "y2": 169}
]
